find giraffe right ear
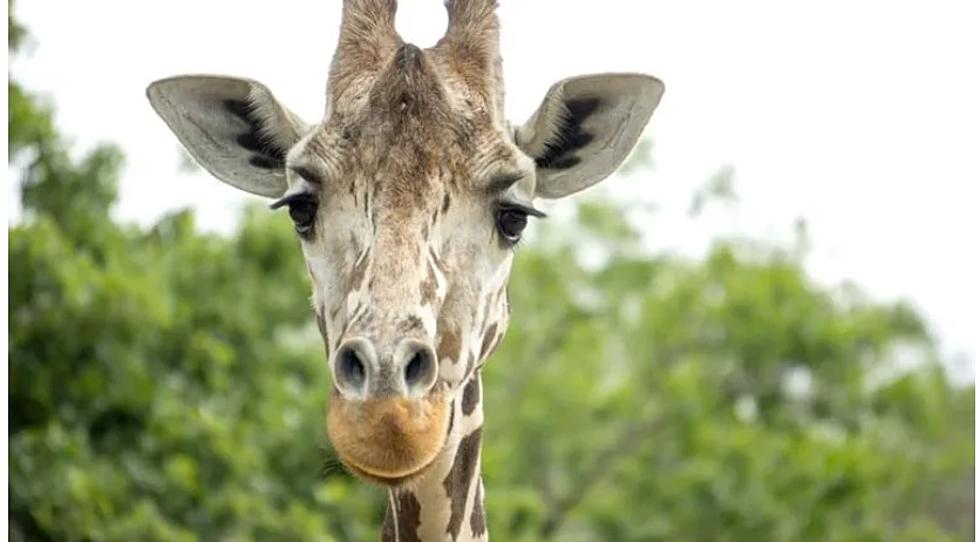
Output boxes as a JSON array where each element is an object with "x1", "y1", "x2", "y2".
[
  {"x1": 515, "y1": 73, "x2": 664, "y2": 199},
  {"x1": 147, "y1": 75, "x2": 310, "y2": 198}
]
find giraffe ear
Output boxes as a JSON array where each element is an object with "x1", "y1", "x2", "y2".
[
  {"x1": 515, "y1": 73, "x2": 664, "y2": 199},
  {"x1": 147, "y1": 75, "x2": 310, "y2": 198}
]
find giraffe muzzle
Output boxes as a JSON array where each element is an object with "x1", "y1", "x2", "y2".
[{"x1": 327, "y1": 386, "x2": 450, "y2": 485}]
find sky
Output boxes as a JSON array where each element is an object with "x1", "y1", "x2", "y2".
[{"x1": 8, "y1": 0, "x2": 978, "y2": 381}]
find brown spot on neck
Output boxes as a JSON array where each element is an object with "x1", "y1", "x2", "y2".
[
  {"x1": 394, "y1": 490, "x2": 422, "y2": 542},
  {"x1": 444, "y1": 427, "x2": 483, "y2": 539},
  {"x1": 381, "y1": 503, "x2": 396, "y2": 542},
  {"x1": 470, "y1": 481, "x2": 486, "y2": 537}
]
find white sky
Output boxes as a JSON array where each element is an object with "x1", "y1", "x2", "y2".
[{"x1": 8, "y1": 0, "x2": 978, "y2": 381}]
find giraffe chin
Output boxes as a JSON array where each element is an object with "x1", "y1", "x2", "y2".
[{"x1": 327, "y1": 390, "x2": 450, "y2": 487}]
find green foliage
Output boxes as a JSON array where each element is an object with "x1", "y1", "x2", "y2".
[
  {"x1": 484, "y1": 226, "x2": 971, "y2": 541},
  {"x1": 9, "y1": 20, "x2": 380, "y2": 541},
  {"x1": 8, "y1": 13, "x2": 973, "y2": 542},
  {"x1": 8, "y1": 0, "x2": 27, "y2": 51},
  {"x1": 7, "y1": 78, "x2": 55, "y2": 157}
]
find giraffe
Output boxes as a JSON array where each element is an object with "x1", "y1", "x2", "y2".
[{"x1": 147, "y1": 1, "x2": 663, "y2": 539}]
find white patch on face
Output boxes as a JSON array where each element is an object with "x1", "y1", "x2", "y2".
[
  {"x1": 480, "y1": 254, "x2": 513, "y2": 326},
  {"x1": 439, "y1": 349, "x2": 467, "y2": 383},
  {"x1": 298, "y1": 177, "x2": 370, "y2": 353},
  {"x1": 305, "y1": 251, "x2": 330, "y2": 312},
  {"x1": 420, "y1": 245, "x2": 448, "y2": 337},
  {"x1": 430, "y1": 249, "x2": 449, "y2": 301},
  {"x1": 447, "y1": 253, "x2": 513, "y2": 383}
]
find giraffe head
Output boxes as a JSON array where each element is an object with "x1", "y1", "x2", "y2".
[{"x1": 148, "y1": 0, "x2": 663, "y2": 487}]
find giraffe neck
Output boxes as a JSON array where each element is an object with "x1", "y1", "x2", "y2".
[{"x1": 382, "y1": 373, "x2": 487, "y2": 541}]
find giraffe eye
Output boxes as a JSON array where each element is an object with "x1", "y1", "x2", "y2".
[
  {"x1": 495, "y1": 208, "x2": 528, "y2": 243},
  {"x1": 287, "y1": 197, "x2": 318, "y2": 237},
  {"x1": 269, "y1": 191, "x2": 319, "y2": 239}
]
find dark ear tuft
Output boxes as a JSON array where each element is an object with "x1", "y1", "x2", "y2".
[
  {"x1": 534, "y1": 97, "x2": 602, "y2": 170},
  {"x1": 545, "y1": 156, "x2": 582, "y2": 170},
  {"x1": 222, "y1": 98, "x2": 252, "y2": 118},
  {"x1": 223, "y1": 99, "x2": 287, "y2": 166},
  {"x1": 566, "y1": 97, "x2": 601, "y2": 120},
  {"x1": 236, "y1": 132, "x2": 264, "y2": 152},
  {"x1": 249, "y1": 155, "x2": 284, "y2": 169}
]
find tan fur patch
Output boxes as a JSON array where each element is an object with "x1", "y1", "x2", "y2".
[
  {"x1": 461, "y1": 376, "x2": 480, "y2": 416},
  {"x1": 419, "y1": 260, "x2": 439, "y2": 305},
  {"x1": 328, "y1": 390, "x2": 450, "y2": 480},
  {"x1": 349, "y1": 249, "x2": 371, "y2": 291},
  {"x1": 437, "y1": 324, "x2": 462, "y2": 364}
]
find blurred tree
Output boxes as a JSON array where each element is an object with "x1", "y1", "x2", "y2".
[
  {"x1": 8, "y1": 11, "x2": 379, "y2": 542},
  {"x1": 484, "y1": 211, "x2": 973, "y2": 541},
  {"x1": 689, "y1": 164, "x2": 738, "y2": 217},
  {"x1": 8, "y1": 9, "x2": 973, "y2": 542}
]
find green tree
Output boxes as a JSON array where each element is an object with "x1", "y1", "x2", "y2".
[
  {"x1": 9, "y1": 12, "x2": 377, "y2": 542},
  {"x1": 482, "y1": 201, "x2": 972, "y2": 541}
]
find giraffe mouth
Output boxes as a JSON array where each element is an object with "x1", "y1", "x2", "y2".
[
  {"x1": 343, "y1": 457, "x2": 435, "y2": 486},
  {"x1": 327, "y1": 390, "x2": 451, "y2": 486}
]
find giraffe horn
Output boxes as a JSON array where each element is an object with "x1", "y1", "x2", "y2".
[
  {"x1": 329, "y1": 0, "x2": 404, "y2": 102},
  {"x1": 440, "y1": 0, "x2": 500, "y2": 59},
  {"x1": 437, "y1": 0, "x2": 504, "y2": 118}
]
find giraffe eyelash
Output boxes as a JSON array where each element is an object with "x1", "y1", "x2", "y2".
[
  {"x1": 495, "y1": 201, "x2": 546, "y2": 219},
  {"x1": 270, "y1": 191, "x2": 319, "y2": 239},
  {"x1": 269, "y1": 190, "x2": 315, "y2": 210}
]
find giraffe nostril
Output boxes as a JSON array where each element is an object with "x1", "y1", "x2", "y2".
[
  {"x1": 399, "y1": 340, "x2": 438, "y2": 395},
  {"x1": 334, "y1": 338, "x2": 436, "y2": 397},
  {"x1": 339, "y1": 346, "x2": 366, "y2": 388},
  {"x1": 404, "y1": 352, "x2": 427, "y2": 386}
]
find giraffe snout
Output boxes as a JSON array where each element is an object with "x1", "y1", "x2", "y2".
[
  {"x1": 333, "y1": 337, "x2": 439, "y2": 399},
  {"x1": 327, "y1": 336, "x2": 449, "y2": 485}
]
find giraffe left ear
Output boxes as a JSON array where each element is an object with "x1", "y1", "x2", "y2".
[
  {"x1": 515, "y1": 73, "x2": 664, "y2": 199},
  {"x1": 147, "y1": 75, "x2": 309, "y2": 198}
]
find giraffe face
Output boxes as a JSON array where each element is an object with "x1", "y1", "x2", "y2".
[
  {"x1": 285, "y1": 46, "x2": 534, "y2": 481},
  {"x1": 147, "y1": 0, "x2": 663, "y2": 491}
]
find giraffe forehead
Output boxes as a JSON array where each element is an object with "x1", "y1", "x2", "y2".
[
  {"x1": 330, "y1": 40, "x2": 496, "y2": 126},
  {"x1": 295, "y1": 131, "x2": 465, "y2": 217},
  {"x1": 305, "y1": 72, "x2": 510, "y2": 202}
]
